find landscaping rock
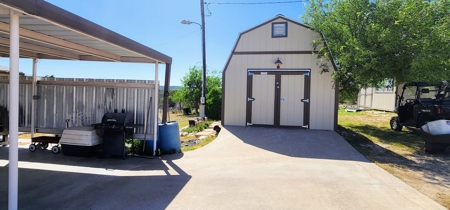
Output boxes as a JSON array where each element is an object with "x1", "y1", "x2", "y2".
[{"x1": 195, "y1": 131, "x2": 215, "y2": 138}]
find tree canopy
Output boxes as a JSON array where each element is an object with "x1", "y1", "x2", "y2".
[
  {"x1": 179, "y1": 66, "x2": 222, "y2": 117},
  {"x1": 303, "y1": 0, "x2": 450, "y2": 100}
]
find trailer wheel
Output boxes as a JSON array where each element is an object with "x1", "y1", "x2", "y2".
[
  {"x1": 390, "y1": 117, "x2": 403, "y2": 131},
  {"x1": 51, "y1": 146, "x2": 60, "y2": 154},
  {"x1": 29, "y1": 144, "x2": 36, "y2": 152}
]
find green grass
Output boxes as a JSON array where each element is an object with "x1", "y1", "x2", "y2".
[
  {"x1": 338, "y1": 109, "x2": 424, "y2": 155},
  {"x1": 181, "y1": 136, "x2": 216, "y2": 152},
  {"x1": 182, "y1": 121, "x2": 213, "y2": 133}
]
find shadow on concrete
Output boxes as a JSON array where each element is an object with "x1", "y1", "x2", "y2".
[
  {"x1": 0, "y1": 146, "x2": 184, "y2": 171},
  {"x1": 0, "y1": 147, "x2": 190, "y2": 209},
  {"x1": 224, "y1": 126, "x2": 370, "y2": 162}
]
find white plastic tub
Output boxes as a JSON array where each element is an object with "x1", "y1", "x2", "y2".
[
  {"x1": 425, "y1": 120, "x2": 450, "y2": 135},
  {"x1": 59, "y1": 126, "x2": 102, "y2": 146}
]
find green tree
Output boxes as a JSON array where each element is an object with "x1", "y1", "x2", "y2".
[
  {"x1": 180, "y1": 66, "x2": 203, "y2": 114},
  {"x1": 169, "y1": 89, "x2": 184, "y2": 110},
  {"x1": 206, "y1": 70, "x2": 222, "y2": 120},
  {"x1": 180, "y1": 66, "x2": 222, "y2": 117},
  {"x1": 303, "y1": 0, "x2": 450, "y2": 101}
]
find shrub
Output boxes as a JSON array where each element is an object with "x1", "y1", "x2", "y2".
[
  {"x1": 182, "y1": 121, "x2": 212, "y2": 133},
  {"x1": 206, "y1": 87, "x2": 222, "y2": 120}
]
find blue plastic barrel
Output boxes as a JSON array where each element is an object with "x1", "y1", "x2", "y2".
[
  {"x1": 157, "y1": 121, "x2": 181, "y2": 153},
  {"x1": 145, "y1": 140, "x2": 156, "y2": 149}
]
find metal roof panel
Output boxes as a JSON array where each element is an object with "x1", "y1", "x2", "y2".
[{"x1": 0, "y1": 0, "x2": 171, "y2": 64}]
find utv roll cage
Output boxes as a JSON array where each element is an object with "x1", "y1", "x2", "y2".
[{"x1": 390, "y1": 81, "x2": 450, "y2": 131}]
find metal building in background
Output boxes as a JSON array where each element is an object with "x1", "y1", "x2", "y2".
[{"x1": 0, "y1": 76, "x2": 158, "y2": 139}]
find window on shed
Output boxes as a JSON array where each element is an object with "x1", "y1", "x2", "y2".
[{"x1": 272, "y1": 22, "x2": 287, "y2": 37}]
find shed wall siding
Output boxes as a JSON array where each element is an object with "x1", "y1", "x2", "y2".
[
  {"x1": 235, "y1": 18, "x2": 318, "y2": 52},
  {"x1": 224, "y1": 54, "x2": 335, "y2": 130},
  {"x1": 358, "y1": 87, "x2": 396, "y2": 111},
  {"x1": 371, "y1": 91, "x2": 396, "y2": 111}
]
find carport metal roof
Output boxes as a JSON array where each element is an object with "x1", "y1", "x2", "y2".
[
  {"x1": 0, "y1": 1, "x2": 172, "y2": 209},
  {"x1": 0, "y1": 0, "x2": 172, "y2": 64}
]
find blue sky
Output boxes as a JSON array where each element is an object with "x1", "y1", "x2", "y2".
[{"x1": 0, "y1": 0, "x2": 307, "y2": 86}]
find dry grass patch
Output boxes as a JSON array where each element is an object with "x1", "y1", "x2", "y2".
[{"x1": 164, "y1": 111, "x2": 191, "y2": 128}]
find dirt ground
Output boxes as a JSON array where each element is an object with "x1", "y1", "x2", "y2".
[
  {"x1": 338, "y1": 111, "x2": 450, "y2": 209},
  {"x1": 374, "y1": 148, "x2": 450, "y2": 208}
]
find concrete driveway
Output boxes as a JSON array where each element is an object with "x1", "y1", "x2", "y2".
[{"x1": 0, "y1": 126, "x2": 445, "y2": 209}]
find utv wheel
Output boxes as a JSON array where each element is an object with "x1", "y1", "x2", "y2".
[{"x1": 390, "y1": 117, "x2": 403, "y2": 131}]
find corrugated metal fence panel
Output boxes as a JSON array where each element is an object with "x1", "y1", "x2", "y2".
[
  {"x1": 0, "y1": 77, "x2": 157, "y2": 137},
  {"x1": 0, "y1": 77, "x2": 33, "y2": 127},
  {"x1": 20, "y1": 83, "x2": 33, "y2": 127}
]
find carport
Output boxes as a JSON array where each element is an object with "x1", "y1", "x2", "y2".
[{"x1": 0, "y1": 0, "x2": 172, "y2": 209}]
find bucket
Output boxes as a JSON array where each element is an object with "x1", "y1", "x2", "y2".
[
  {"x1": 426, "y1": 120, "x2": 450, "y2": 135},
  {"x1": 158, "y1": 121, "x2": 181, "y2": 153}
]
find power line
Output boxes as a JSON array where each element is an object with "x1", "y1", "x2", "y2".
[
  {"x1": 206, "y1": 1, "x2": 306, "y2": 5},
  {"x1": 153, "y1": 29, "x2": 201, "y2": 47},
  {"x1": 205, "y1": 1, "x2": 306, "y2": 16}
]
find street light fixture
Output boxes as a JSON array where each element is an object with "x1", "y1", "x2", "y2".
[
  {"x1": 181, "y1": 0, "x2": 207, "y2": 119},
  {"x1": 181, "y1": 20, "x2": 202, "y2": 28}
]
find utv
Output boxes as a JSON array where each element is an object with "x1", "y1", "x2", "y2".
[{"x1": 390, "y1": 82, "x2": 450, "y2": 131}]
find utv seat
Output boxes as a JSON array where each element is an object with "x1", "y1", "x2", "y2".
[{"x1": 419, "y1": 98, "x2": 434, "y2": 106}]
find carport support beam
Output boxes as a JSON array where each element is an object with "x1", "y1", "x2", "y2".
[
  {"x1": 153, "y1": 62, "x2": 159, "y2": 156},
  {"x1": 31, "y1": 58, "x2": 37, "y2": 138},
  {"x1": 161, "y1": 63, "x2": 171, "y2": 124},
  {"x1": 9, "y1": 10, "x2": 19, "y2": 210}
]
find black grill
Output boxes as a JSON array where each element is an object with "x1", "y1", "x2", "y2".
[{"x1": 93, "y1": 112, "x2": 134, "y2": 159}]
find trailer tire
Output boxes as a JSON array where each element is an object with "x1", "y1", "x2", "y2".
[
  {"x1": 51, "y1": 146, "x2": 60, "y2": 154},
  {"x1": 390, "y1": 117, "x2": 403, "y2": 131},
  {"x1": 29, "y1": 144, "x2": 36, "y2": 152}
]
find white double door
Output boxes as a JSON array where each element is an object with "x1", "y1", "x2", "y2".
[{"x1": 247, "y1": 71, "x2": 309, "y2": 127}]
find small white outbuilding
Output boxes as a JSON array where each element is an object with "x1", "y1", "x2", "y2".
[{"x1": 221, "y1": 15, "x2": 338, "y2": 130}]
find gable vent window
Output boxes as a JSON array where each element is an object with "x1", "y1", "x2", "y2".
[{"x1": 272, "y1": 22, "x2": 287, "y2": 38}]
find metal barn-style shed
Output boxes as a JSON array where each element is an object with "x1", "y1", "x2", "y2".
[
  {"x1": 222, "y1": 15, "x2": 338, "y2": 130},
  {"x1": 358, "y1": 87, "x2": 399, "y2": 112}
]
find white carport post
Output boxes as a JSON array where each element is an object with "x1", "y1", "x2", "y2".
[
  {"x1": 9, "y1": 10, "x2": 19, "y2": 210},
  {"x1": 153, "y1": 62, "x2": 159, "y2": 156},
  {"x1": 31, "y1": 58, "x2": 37, "y2": 138}
]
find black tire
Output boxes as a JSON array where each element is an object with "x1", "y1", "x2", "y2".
[
  {"x1": 444, "y1": 146, "x2": 450, "y2": 154},
  {"x1": 29, "y1": 144, "x2": 36, "y2": 152},
  {"x1": 390, "y1": 116, "x2": 403, "y2": 131},
  {"x1": 51, "y1": 146, "x2": 60, "y2": 154}
]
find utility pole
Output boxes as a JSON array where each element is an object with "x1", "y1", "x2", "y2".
[{"x1": 200, "y1": 0, "x2": 207, "y2": 119}]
